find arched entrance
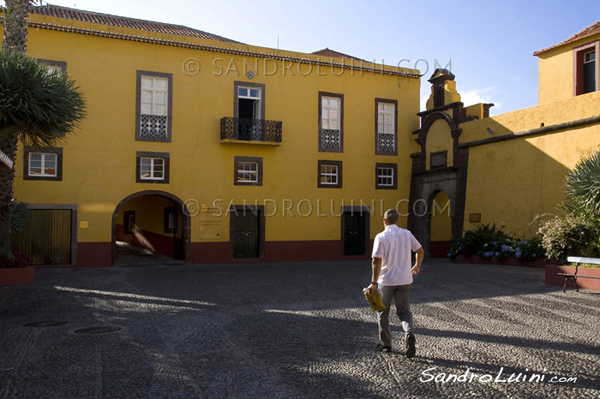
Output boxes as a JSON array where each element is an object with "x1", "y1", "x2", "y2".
[{"x1": 111, "y1": 190, "x2": 190, "y2": 265}]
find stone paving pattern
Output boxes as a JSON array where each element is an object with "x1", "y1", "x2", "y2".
[{"x1": 1, "y1": 259, "x2": 599, "y2": 398}]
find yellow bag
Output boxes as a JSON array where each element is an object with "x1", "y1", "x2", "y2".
[{"x1": 363, "y1": 288, "x2": 386, "y2": 311}]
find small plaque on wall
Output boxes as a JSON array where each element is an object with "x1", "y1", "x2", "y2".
[
  {"x1": 430, "y1": 151, "x2": 448, "y2": 168},
  {"x1": 469, "y1": 213, "x2": 481, "y2": 223}
]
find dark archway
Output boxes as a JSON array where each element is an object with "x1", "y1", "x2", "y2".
[{"x1": 111, "y1": 190, "x2": 191, "y2": 265}]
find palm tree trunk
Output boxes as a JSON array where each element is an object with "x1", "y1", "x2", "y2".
[
  {"x1": 0, "y1": 132, "x2": 18, "y2": 255},
  {"x1": 2, "y1": 0, "x2": 31, "y2": 52},
  {"x1": 1, "y1": 0, "x2": 32, "y2": 255}
]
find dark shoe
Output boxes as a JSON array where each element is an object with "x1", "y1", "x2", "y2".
[
  {"x1": 376, "y1": 343, "x2": 392, "y2": 353},
  {"x1": 406, "y1": 333, "x2": 416, "y2": 359}
]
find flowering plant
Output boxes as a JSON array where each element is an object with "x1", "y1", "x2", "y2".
[{"x1": 448, "y1": 224, "x2": 545, "y2": 262}]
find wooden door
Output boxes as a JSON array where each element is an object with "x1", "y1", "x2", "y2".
[
  {"x1": 232, "y1": 211, "x2": 259, "y2": 259},
  {"x1": 343, "y1": 211, "x2": 365, "y2": 256}
]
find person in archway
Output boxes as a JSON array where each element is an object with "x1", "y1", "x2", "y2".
[{"x1": 367, "y1": 208, "x2": 424, "y2": 358}]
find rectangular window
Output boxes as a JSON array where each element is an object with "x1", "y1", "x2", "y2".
[
  {"x1": 237, "y1": 162, "x2": 258, "y2": 183},
  {"x1": 319, "y1": 92, "x2": 344, "y2": 152},
  {"x1": 375, "y1": 163, "x2": 397, "y2": 189},
  {"x1": 29, "y1": 153, "x2": 57, "y2": 177},
  {"x1": 375, "y1": 99, "x2": 398, "y2": 155},
  {"x1": 583, "y1": 50, "x2": 596, "y2": 94},
  {"x1": 233, "y1": 82, "x2": 266, "y2": 141},
  {"x1": 140, "y1": 157, "x2": 165, "y2": 180},
  {"x1": 377, "y1": 168, "x2": 394, "y2": 186},
  {"x1": 234, "y1": 156, "x2": 263, "y2": 186},
  {"x1": 136, "y1": 71, "x2": 172, "y2": 142},
  {"x1": 574, "y1": 41, "x2": 599, "y2": 96},
  {"x1": 136, "y1": 151, "x2": 170, "y2": 183},
  {"x1": 23, "y1": 147, "x2": 63, "y2": 181},
  {"x1": 318, "y1": 160, "x2": 343, "y2": 188}
]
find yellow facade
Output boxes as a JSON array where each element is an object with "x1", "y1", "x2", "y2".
[
  {"x1": 10, "y1": 6, "x2": 421, "y2": 265},
  {"x1": 8, "y1": 7, "x2": 599, "y2": 263}
]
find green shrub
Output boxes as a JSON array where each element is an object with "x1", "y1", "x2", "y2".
[{"x1": 538, "y1": 213, "x2": 599, "y2": 263}]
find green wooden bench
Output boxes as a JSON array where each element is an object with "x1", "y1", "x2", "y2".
[{"x1": 559, "y1": 256, "x2": 600, "y2": 292}]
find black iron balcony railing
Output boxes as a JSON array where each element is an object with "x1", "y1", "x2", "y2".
[{"x1": 220, "y1": 117, "x2": 282, "y2": 144}]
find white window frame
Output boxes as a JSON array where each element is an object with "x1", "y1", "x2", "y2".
[
  {"x1": 321, "y1": 96, "x2": 340, "y2": 130},
  {"x1": 237, "y1": 161, "x2": 259, "y2": 183},
  {"x1": 320, "y1": 164, "x2": 339, "y2": 185},
  {"x1": 141, "y1": 76, "x2": 168, "y2": 117},
  {"x1": 584, "y1": 50, "x2": 596, "y2": 64},
  {"x1": 139, "y1": 157, "x2": 165, "y2": 181},
  {"x1": 375, "y1": 99, "x2": 397, "y2": 155},
  {"x1": 238, "y1": 86, "x2": 261, "y2": 100},
  {"x1": 378, "y1": 103, "x2": 395, "y2": 136},
  {"x1": 28, "y1": 152, "x2": 57, "y2": 177},
  {"x1": 377, "y1": 167, "x2": 394, "y2": 187},
  {"x1": 237, "y1": 86, "x2": 262, "y2": 121}
]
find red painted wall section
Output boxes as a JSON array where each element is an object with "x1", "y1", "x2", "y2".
[
  {"x1": 430, "y1": 241, "x2": 451, "y2": 258},
  {"x1": 77, "y1": 242, "x2": 112, "y2": 267},
  {"x1": 545, "y1": 265, "x2": 600, "y2": 290},
  {"x1": 116, "y1": 224, "x2": 174, "y2": 258}
]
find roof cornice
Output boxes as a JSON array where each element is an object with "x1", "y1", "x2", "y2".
[
  {"x1": 534, "y1": 20, "x2": 600, "y2": 56},
  {"x1": 29, "y1": 21, "x2": 420, "y2": 79}
]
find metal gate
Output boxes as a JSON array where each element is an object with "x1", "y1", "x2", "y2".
[{"x1": 12, "y1": 209, "x2": 72, "y2": 265}]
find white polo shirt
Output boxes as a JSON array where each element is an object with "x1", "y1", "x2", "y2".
[{"x1": 372, "y1": 224, "x2": 422, "y2": 286}]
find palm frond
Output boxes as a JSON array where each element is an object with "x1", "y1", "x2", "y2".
[
  {"x1": 0, "y1": 50, "x2": 86, "y2": 148},
  {"x1": 566, "y1": 149, "x2": 600, "y2": 216},
  {"x1": 9, "y1": 199, "x2": 30, "y2": 234}
]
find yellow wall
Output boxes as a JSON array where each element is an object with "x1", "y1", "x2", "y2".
[
  {"x1": 426, "y1": 119, "x2": 454, "y2": 169},
  {"x1": 12, "y1": 13, "x2": 421, "y2": 251},
  {"x1": 460, "y1": 90, "x2": 600, "y2": 144},
  {"x1": 462, "y1": 120, "x2": 599, "y2": 238}
]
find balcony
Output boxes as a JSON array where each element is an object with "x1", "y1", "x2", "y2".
[{"x1": 220, "y1": 117, "x2": 282, "y2": 145}]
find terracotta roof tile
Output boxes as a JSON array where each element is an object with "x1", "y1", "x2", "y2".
[
  {"x1": 30, "y1": 4, "x2": 238, "y2": 43},
  {"x1": 311, "y1": 48, "x2": 365, "y2": 62},
  {"x1": 534, "y1": 20, "x2": 600, "y2": 56}
]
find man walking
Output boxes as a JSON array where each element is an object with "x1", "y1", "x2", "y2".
[{"x1": 368, "y1": 209, "x2": 424, "y2": 358}]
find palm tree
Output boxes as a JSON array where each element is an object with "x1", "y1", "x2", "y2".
[
  {"x1": 0, "y1": 1, "x2": 86, "y2": 257},
  {"x1": 566, "y1": 149, "x2": 600, "y2": 217}
]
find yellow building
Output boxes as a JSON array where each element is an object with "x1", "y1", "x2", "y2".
[
  {"x1": 10, "y1": 5, "x2": 421, "y2": 266},
  {"x1": 409, "y1": 20, "x2": 600, "y2": 256}
]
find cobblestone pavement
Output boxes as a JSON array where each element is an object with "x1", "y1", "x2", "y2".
[{"x1": 1, "y1": 259, "x2": 599, "y2": 399}]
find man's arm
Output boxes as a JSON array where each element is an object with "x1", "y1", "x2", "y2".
[
  {"x1": 412, "y1": 247, "x2": 424, "y2": 276},
  {"x1": 368, "y1": 257, "x2": 382, "y2": 294}
]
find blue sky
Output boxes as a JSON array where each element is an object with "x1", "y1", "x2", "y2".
[{"x1": 10, "y1": 0, "x2": 600, "y2": 115}]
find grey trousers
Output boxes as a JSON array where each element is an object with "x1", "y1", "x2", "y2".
[{"x1": 378, "y1": 284, "x2": 413, "y2": 347}]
